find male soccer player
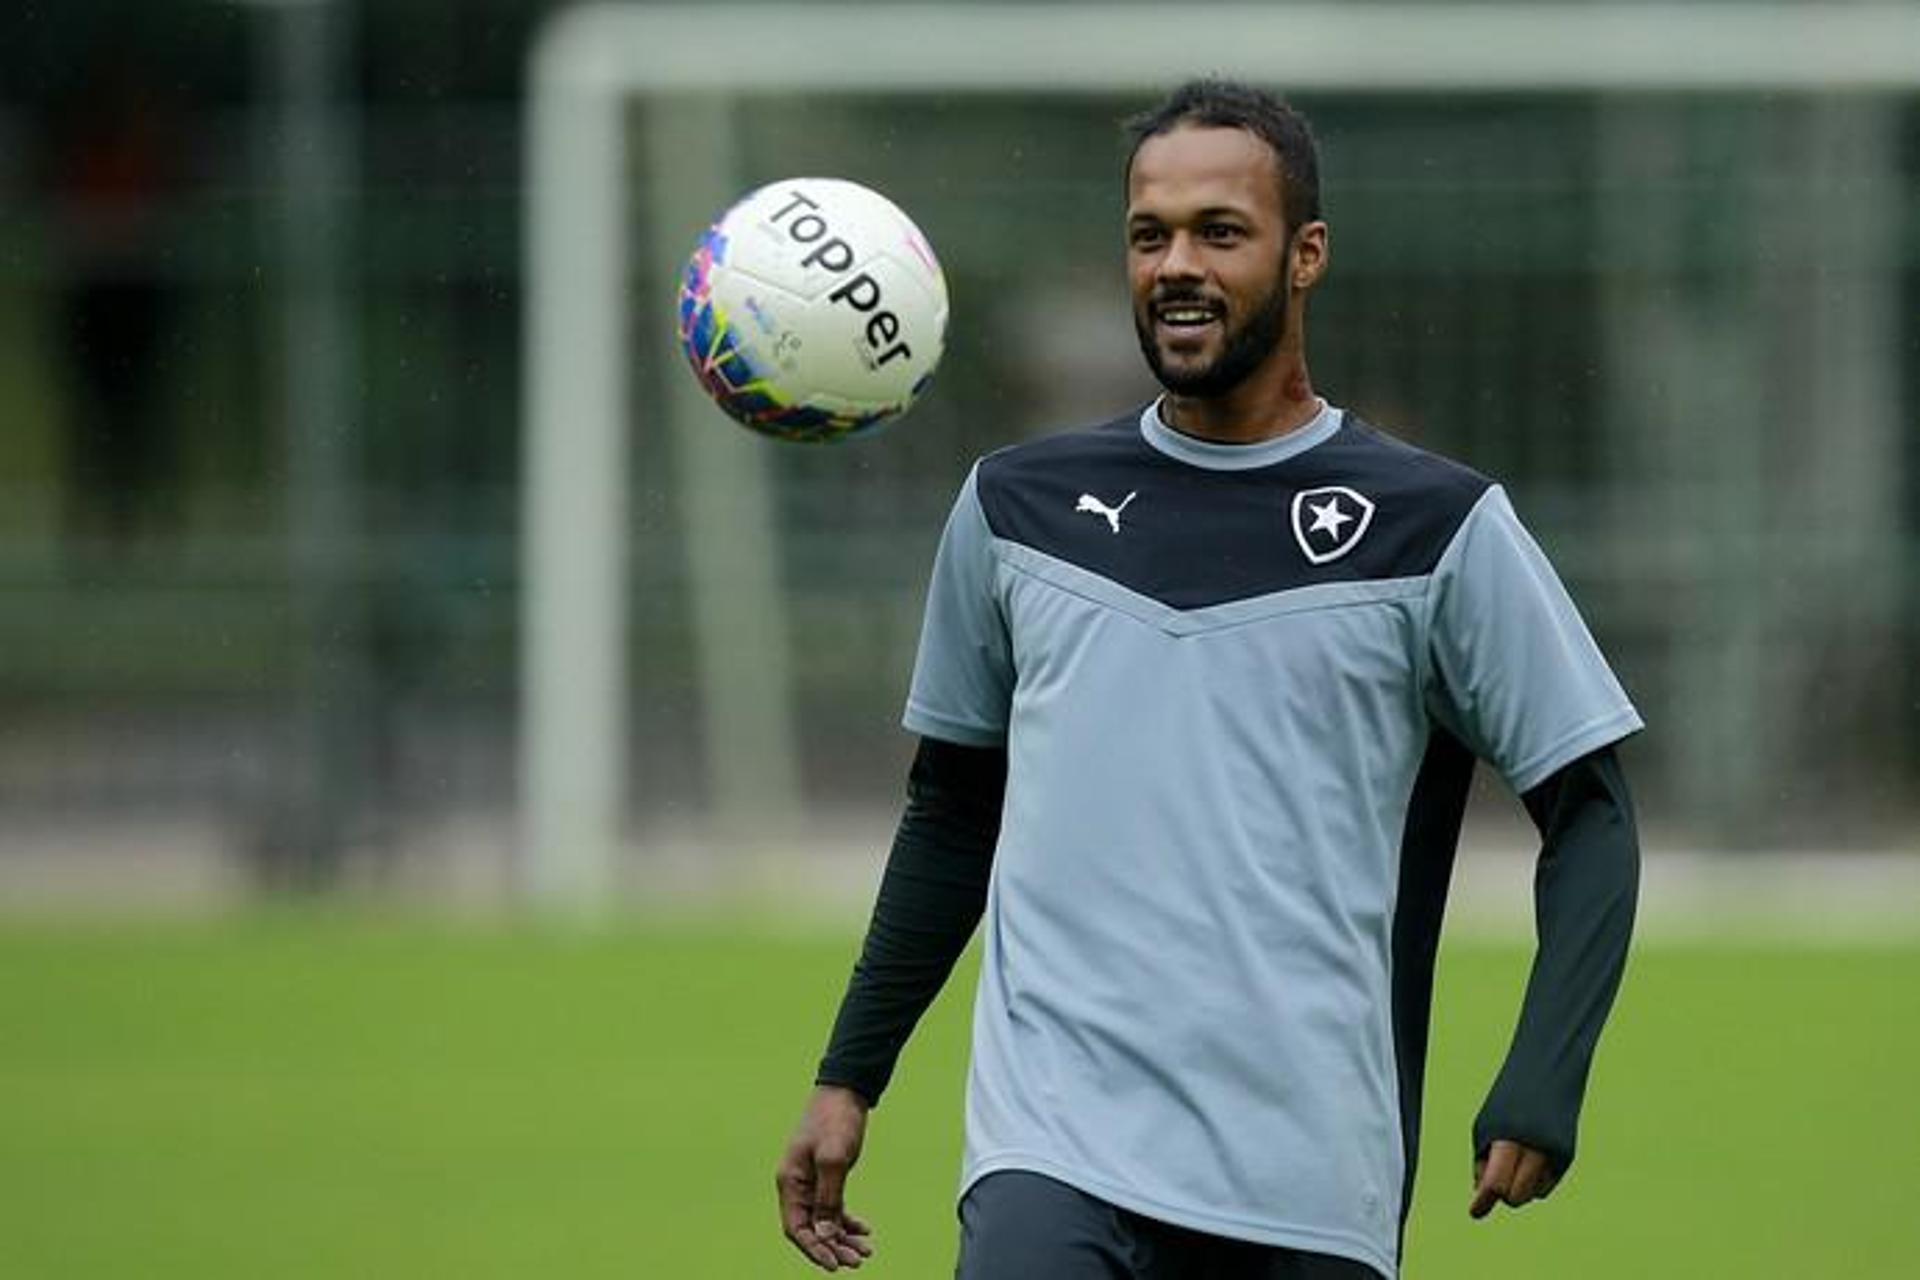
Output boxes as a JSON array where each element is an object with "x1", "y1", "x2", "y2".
[{"x1": 776, "y1": 79, "x2": 1642, "y2": 1279}]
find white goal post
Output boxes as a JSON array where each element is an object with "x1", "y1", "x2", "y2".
[{"x1": 521, "y1": 2, "x2": 1920, "y2": 913}]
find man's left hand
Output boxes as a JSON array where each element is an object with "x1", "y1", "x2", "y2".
[{"x1": 1469, "y1": 1139, "x2": 1558, "y2": 1219}]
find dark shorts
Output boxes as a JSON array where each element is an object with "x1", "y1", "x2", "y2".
[{"x1": 956, "y1": 1170, "x2": 1387, "y2": 1280}]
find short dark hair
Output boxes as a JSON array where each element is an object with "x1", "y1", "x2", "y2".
[{"x1": 1123, "y1": 79, "x2": 1323, "y2": 232}]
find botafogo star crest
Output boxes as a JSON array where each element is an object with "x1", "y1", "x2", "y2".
[{"x1": 1289, "y1": 485, "x2": 1376, "y2": 565}]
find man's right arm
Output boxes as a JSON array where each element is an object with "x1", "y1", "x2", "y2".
[
  {"x1": 816, "y1": 734, "x2": 1007, "y2": 1102},
  {"x1": 776, "y1": 735, "x2": 1005, "y2": 1271}
]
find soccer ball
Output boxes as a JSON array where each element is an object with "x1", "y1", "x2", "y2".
[{"x1": 676, "y1": 178, "x2": 949, "y2": 443}]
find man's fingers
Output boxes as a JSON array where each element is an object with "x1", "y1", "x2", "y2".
[
  {"x1": 1469, "y1": 1141, "x2": 1517, "y2": 1219},
  {"x1": 775, "y1": 1160, "x2": 811, "y2": 1236},
  {"x1": 811, "y1": 1142, "x2": 853, "y2": 1241},
  {"x1": 1470, "y1": 1141, "x2": 1562, "y2": 1218},
  {"x1": 793, "y1": 1204, "x2": 871, "y2": 1270},
  {"x1": 824, "y1": 1214, "x2": 874, "y2": 1268},
  {"x1": 1509, "y1": 1148, "x2": 1554, "y2": 1206},
  {"x1": 792, "y1": 1223, "x2": 842, "y2": 1271},
  {"x1": 783, "y1": 1202, "x2": 842, "y2": 1272},
  {"x1": 828, "y1": 1236, "x2": 870, "y2": 1268},
  {"x1": 776, "y1": 1160, "x2": 839, "y2": 1271}
]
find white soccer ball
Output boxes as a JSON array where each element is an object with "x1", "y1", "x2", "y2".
[{"x1": 676, "y1": 178, "x2": 950, "y2": 443}]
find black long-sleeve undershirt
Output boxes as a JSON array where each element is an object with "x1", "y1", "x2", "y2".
[
  {"x1": 815, "y1": 737, "x2": 1006, "y2": 1106},
  {"x1": 816, "y1": 735, "x2": 1639, "y2": 1162},
  {"x1": 1474, "y1": 744, "x2": 1639, "y2": 1173}
]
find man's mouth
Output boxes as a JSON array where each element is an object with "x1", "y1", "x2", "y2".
[{"x1": 1152, "y1": 299, "x2": 1223, "y2": 331}]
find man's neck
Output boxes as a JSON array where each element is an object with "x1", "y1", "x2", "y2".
[
  {"x1": 1152, "y1": 376, "x2": 1320, "y2": 445},
  {"x1": 1161, "y1": 362, "x2": 1319, "y2": 445}
]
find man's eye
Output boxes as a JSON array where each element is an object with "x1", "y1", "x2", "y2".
[
  {"x1": 1130, "y1": 228, "x2": 1165, "y2": 248},
  {"x1": 1202, "y1": 224, "x2": 1244, "y2": 243}
]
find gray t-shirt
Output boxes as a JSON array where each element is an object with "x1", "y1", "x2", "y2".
[{"x1": 905, "y1": 401, "x2": 1642, "y2": 1278}]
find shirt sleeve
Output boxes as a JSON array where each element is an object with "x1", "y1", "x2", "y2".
[
  {"x1": 815, "y1": 737, "x2": 1006, "y2": 1106},
  {"x1": 1428, "y1": 486, "x2": 1643, "y2": 793},
  {"x1": 902, "y1": 464, "x2": 1014, "y2": 747},
  {"x1": 1473, "y1": 745, "x2": 1640, "y2": 1173}
]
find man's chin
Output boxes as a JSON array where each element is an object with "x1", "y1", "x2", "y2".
[
  {"x1": 1151, "y1": 357, "x2": 1231, "y2": 397},
  {"x1": 1148, "y1": 346, "x2": 1221, "y2": 389}
]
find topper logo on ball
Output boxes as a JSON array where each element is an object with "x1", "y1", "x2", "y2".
[{"x1": 767, "y1": 188, "x2": 915, "y2": 369}]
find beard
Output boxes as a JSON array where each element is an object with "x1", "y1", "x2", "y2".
[{"x1": 1133, "y1": 257, "x2": 1291, "y2": 399}]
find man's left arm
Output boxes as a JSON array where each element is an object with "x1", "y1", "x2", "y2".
[{"x1": 1469, "y1": 744, "x2": 1639, "y2": 1218}]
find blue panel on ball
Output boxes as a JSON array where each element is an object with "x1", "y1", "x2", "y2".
[{"x1": 676, "y1": 217, "x2": 897, "y2": 443}]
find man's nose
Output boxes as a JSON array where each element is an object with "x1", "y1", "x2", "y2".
[{"x1": 1157, "y1": 231, "x2": 1203, "y2": 281}]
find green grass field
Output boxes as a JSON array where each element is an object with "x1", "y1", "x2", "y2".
[{"x1": 2, "y1": 915, "x2": 1915, "y2": 1278}]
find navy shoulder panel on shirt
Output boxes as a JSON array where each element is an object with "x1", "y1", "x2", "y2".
[{"x1": 974, "y1": 410, "x2": 1493, "y2": 610}]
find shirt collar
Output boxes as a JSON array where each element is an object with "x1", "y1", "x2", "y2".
[{"x1": 1138, "y1": 397, "x2": 1343, "y2": 471}]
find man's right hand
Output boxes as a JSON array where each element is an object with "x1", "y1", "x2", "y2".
[{"x1": 776, "y1": 1085, "x2": 876, "y2": 1271}]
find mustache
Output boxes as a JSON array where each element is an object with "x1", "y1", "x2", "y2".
[{"x1": 1146, "y1": 286, "x2": 1223, "y2": 309}]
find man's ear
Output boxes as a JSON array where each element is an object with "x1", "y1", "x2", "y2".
[{"x1": 1290, "y1": 220, "x2": 1330, "y2": 290}]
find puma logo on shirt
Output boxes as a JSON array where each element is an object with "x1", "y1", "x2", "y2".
[{"x1": 1075, "y1": 491, "x2": 1137, "y2": 533}]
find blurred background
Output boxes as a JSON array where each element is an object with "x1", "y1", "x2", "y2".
[
  {"x1": 0, "y1": 5, "x2": 1912, "y2": 917},
  {"x1": 0, "y1": 1, "x2": 1914, "y2": 915},
  {"x1": 1, "y1": 2, "x2": 1917, "y2": 1275}
]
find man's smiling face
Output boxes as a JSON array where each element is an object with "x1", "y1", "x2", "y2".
[{"x1": 1126, "y1": 124, "x2": 1292, "y2": 398}]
